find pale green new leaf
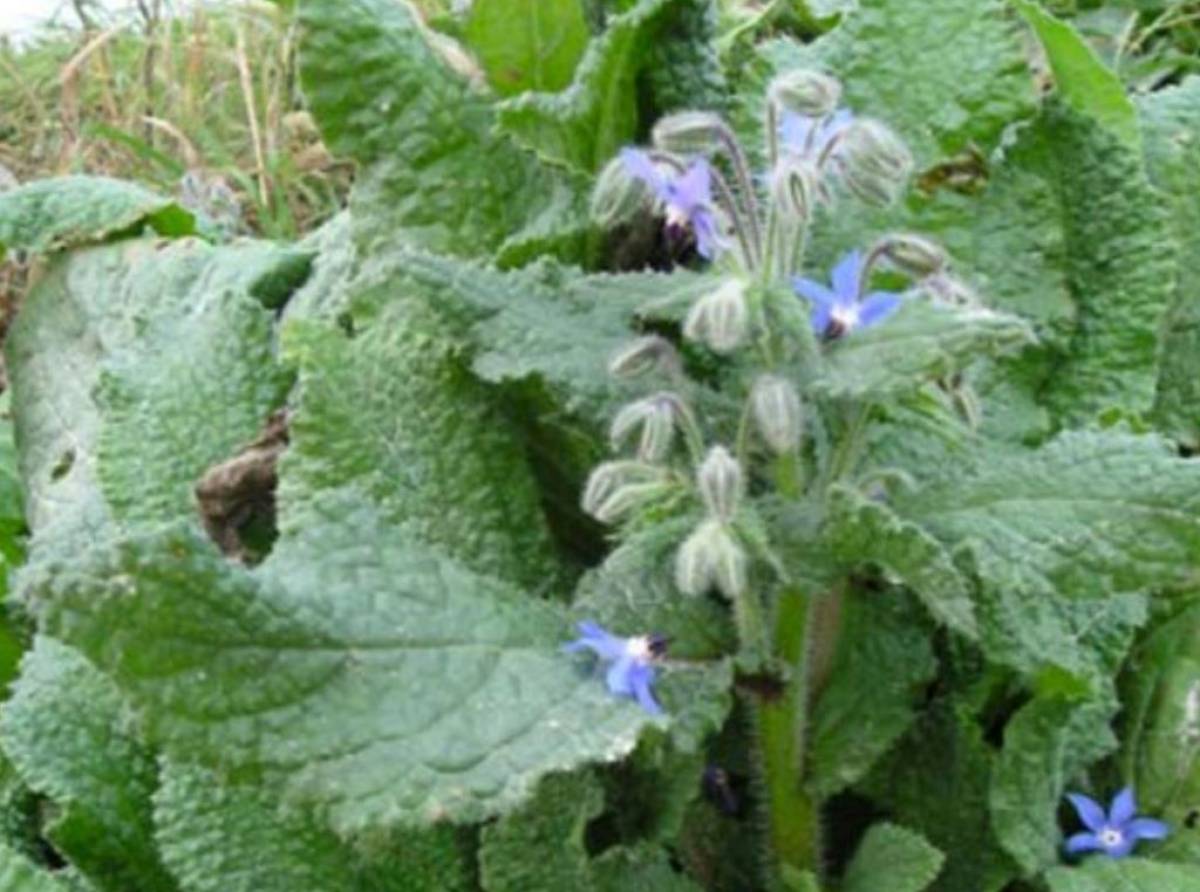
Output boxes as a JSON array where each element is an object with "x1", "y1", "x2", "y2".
[
  {"x1": 1012, "y1": 0, "x2": 1139, "y2": 148},
  {"x1": 464, "y1": 0, "x2": 590, "y2": 97},
  {"x1": 0, "y1": 176, "x2": 192, "y2": 255},
  {"x1": 810, "y1": 300, "x2": 1033, "y2": 402},
  {"x1": 0, "y1": 637, "x2": 173, "y2": 892},
  {"x1": 989, "y1": 695, "x2": 1118, "y2": 875},
  {"x1": 842, "y1": 823, "x2": 945, "y2": 892},
  {"x1": 154, "y1": 760, "x2": 469, "y2": 892},
  {"x1": 1045, "y1": 859, "x2": 1200, "y2": 891},
  {"x1": 298, "y1": 0, "x2": 586, "y2": 258},
  {"x1": 496, "y1": 0, "x2": 682, "y2": 172}
]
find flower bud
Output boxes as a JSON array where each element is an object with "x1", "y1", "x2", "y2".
[
  {"x1": 610, "y1": 392, "x2": 689, "y2": 462},
  {"x1": 608, "y1": 335, "x2": 681, "y2": 379},
  {"x1": 838, "y1": 119, "x2": 913, "y2": 206},
  {"x1": 652, "y1": 111, "x2": 726, "y2": 156},
  {"x1": 921, "y1": 272, "x2": 979, "y2": 307},
  {"x1": 582, "y1": 460, "x2": 665, "y2": 522},
  {"x1": 697, "y1": 445, "x2": 742, "y2": 522},
  {"x1": 872, "y1": 233, "x2": 946, "y2": 277},
  {"x1": 675, "y1": 519, "x2": 747, "y2": 599},
  {"x1": 770, "y1": 157, "x2": 821, "y2": 225},
  {"x1": 750, "y1": 375, "x2": 803, "y2": 455},
  {"x1": 769, "y1": 69, "x2": 842, "y2": 119},
  {"x1": 591, "y1": 154, "x2": 652, "y2": 226},
  {"x1": 683, "y1": 279, "x2": 748, "y2": 354}
]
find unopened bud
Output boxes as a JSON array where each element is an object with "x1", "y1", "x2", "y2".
[
  {"x1": 608, "y1": 335, "x2": 681, "y2": 379},
  {"x1": 652, "y1": 111, "x2": 726, "y2": 156},
  {"x1": 591, "y1": 154, "x2": 652, "y2": 226},
  {"x1": 921, "y1": 272, "x2": 979, "y2": 307},
  {"x1": 610, "y1": 392, "x2": 689, "y2": 462},
  {"x1": 873, "y1": 233, "x2": 946, "y2": 277},
  {"x1": 697, "y1": 445, "x2": 742, "y2": 521},
  {"x1": 683, "y1": 279, "x2": 748, "y2": 354},
  {"x1": 750, "y1": 375, "x2": 803, "y2": 454},
  {"x1": 838, "y1": 119, "x2": 913, "y2": 206},
  {"x1": 769, "y1": 69, "x2": 842, "y2": 119},
  {"x1": 770, "y1": 157, "x2": 821, "y2": 224},
  {"x1": 582, "y1": 460, "x2": 665, "y2": 521},
  {"x1": 675, "y1": 519, "x2": 747, "y2": 599}
]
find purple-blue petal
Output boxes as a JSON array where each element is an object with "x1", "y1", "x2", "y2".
[
  {"x1": 1067, "y1": 793, "x2": 1108, "y2": 833},
  {"x1": 1109, "y1": 787, "x2": 1137, "y2": 826},
  {"x1": 628, "y1": 663, "x2": 662, "y2": 715},
  {"x1": 605, "y1": 654, "x2": 637, "y2": 697},
  {"x1": 793, "y1": 277, "x2": 837, "y2": 308},
  {"x1": 831, "y1": 250, "x2": 862, "y2": 301},
  {"x1": 818, "y1": 109, "x2": 854, "y2": 150},
  {"x1": 674, "y1": 159, "x2": 713, "y2": 209},
  {"x1": 565, "y1": 621, "x2": 626, "y2": 661},
  {"x1": 621, "y1": 147, "x2": 664, "y2": 194},
  {"x1": 1103, "y1": 833, "x2": 1137, "y2": 859},
  {"x1": 1127, "y1": 818, "x2": 1170, "y2": 841},
  {"x1": 780, "y1": 112, "x2": 816, "y2": 152},
  {"x1": 857, "y1": 291, "x2": 902, "y2": 329},
  {"x1": 1064, "y1": 832, "x2": 1103, "y2": 856}
]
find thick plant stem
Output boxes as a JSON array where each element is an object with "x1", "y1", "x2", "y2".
[{"x1": 757, "y1": 586, "x2": 822, "y2": 880}]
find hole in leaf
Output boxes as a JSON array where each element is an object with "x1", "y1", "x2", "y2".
[
  {"x1": 49, "y1": 450, "x2": 74, "y2": 482},
  {"x1": 195, "y1": 409, "x2": 288, "y2": 564}
]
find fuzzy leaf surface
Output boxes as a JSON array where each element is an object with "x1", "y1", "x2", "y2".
[
  {"x1": 1045, "y1": 860, "x2": 1200, "y2": 891},
  {"x1": 464, "y1": 0, "x2": 590, "y2": 97},
  {"x1": 842, "y1": 823, "x2": 945, "y2": 892}
]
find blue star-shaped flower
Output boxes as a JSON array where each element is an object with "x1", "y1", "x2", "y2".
[
  {"x1": 779, "y1": 108, "x2": 854, "y2": 162},
  {"x1": 792, "y1": 250, "x2": 902, "y2": 338},
  {"x1": 1064, "y1": 787, "x2": 1169, "y2": 859},
  {"x1": 563, "y1": 620, "x2": 665, "y2": 715},
  {"x1": 621, "y1": 148, "x2": 724, "y2": 259}
]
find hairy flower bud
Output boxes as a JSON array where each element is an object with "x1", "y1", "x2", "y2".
[
  {"x1": 582, "y1": 461, "x2": 667, "y2": 523},
  {"x1": 591, "y1": 154, "x2": 652, "y2": 226},
  {"x1": 770, "y1": 157, "x2": 821, "y2": 225},
  {"x1": 652, "y1": 111, "x2": 726, "y2": 156},
  {"x1": 769, "y1": 69, "x2": 842, "y2": 119},
  {"x1": 750, "y1": 375, "x2": 804, "y2": 455},
  {"x1": 838, "y1": 119, "x2": 913, "y2": 206},
  {"x1": 922, "y1": 272, "x2": 979, "y2": 307},
  {"x1": 697, "y1": 445, "x2": 742, "y2": 521},
  {"x1": 873, "y1": 233, "x2": 947, "y2": 277},
  {"x1": 683, "y1": 279, "x2": 748, "y2": 354},
  {"x1": 610, "y1": 393, "x2": 691, "y2": 462},
  {"x1": 608, "y1": 335, "x2": 681, "y2": 379},
  {"x1": 675, "y1": 519, "x2": 747, "y2": 599}
]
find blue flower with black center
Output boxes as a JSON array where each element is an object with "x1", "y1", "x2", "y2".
[
  {"x1": 779, "y1": 108, "x2": 854, "y2": 163},
  {"x1": 792, "y1": 249, "x2": 902, "y2": 339},
  {"x1": 564, "y1": 620, "x2": 666, "y2": 715},
  {"x1": 621, "y1": 148, "x2": 724, "y2": 259},
  {"x1": 1064, "y1": 787, "x2": 1169, "y2": 859}
]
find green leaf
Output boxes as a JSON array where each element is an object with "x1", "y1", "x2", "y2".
[
  {"x1": 478, "y1": 771, "x2": 603, "y2": 891},
  {"x1": 27, "y1": 499, "x2": 727, "y2": 838},
  {"x1": 1012, "y1": 0, "x2": 1139, "y2": 148},
  {"x1": 496, "y1": 0, "x2": 682, "y2": 172},
  {"x1": 464, "y1": 0, "x2": 590, "y2": 97},
  {"x1": 1119, "y1": 602, "x2": 1200, "y2": 823},
  {"x1": 280, "y1": 279, "x2": 563, "y2": 593},
  {"x1": 154, "y1": 760, "x2": 469, "y2": 892},
  {"x1": 989, "y1": 694, "x2": 1118, "y2": 875},
  {"x1": 1142, "y1": 78, "x2": 1200, "y2": 448},
  {"x1": 826, "y1": 484, "x2": 975, "y2": 637},
  {"x1": 842, "y1": 823, "x2": 945, "y2": 892},
  {"x1": 590, "y1": 843, "x2": 702, "y2": 891},
  {"x1": 1045, "y1": 859, "x2": 1200, "y2": 892},
  {"x1": 641, "y1": 0, "x2": 726, "y2": 115},
  {"x1": 0, "y1": 637, "x2": 173, "y2": 892},
  {"x1": 754, "y1": 0, "x2": 1035, "y2": 167},
  {"x1": 0, "y1": 842, "x2": 71, "y2": 892},
  {"x1": 810, "y1": 299, "x2": 1033, "y2": 402},
  {"x1": 0, "y1": 176, "x2": 193, "y2": 255},
  {"x1": 298, "y1": 0, "x2": 586, "y2": 258},
  {"x1": 806, "y1": 589, "x2": 937, "y2": 798}
]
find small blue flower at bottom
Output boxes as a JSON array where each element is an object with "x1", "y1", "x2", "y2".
[
  {"x1": 1064, "y1": 787, "x2": 1170, "y2": 859},
  {"x1": 792, "y1": 250, "x2": 902, "y2": 339},
  {"x1": 563, "y1": 620, "x2": 666, "y2": 715}
]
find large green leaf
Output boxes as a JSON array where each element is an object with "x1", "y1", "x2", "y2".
[
  {"x1": 1045, "y1": 859, "x2": 1200, "y2": 891},
  {"x1": 0, "y1": 637, "x2": 173, "y2": 892},
  {"x1": 842, "y1": 823, "x2": 944, "y2": 892},
  {"x1": 0, "y1": 843, "x2": 71, "y2": 892},
  {"x1": 464, "y1": 0, "x2": 590, "y2": 97},
  {"x1": 298, "y1": 0, "x2": 586, "y2": 258},
  {"x1": 1143, "y1": 78, "x2": 1200, "y2": 448},
  {"x1": 26, "y1": 498, "x2": 726, "y2": 838},
  {"x1": 0, "y1": 177, "x2": 192, "y2": 256},
  {"x1": 1012, "y1": 0, "x2": 1139, "y2": 148},
  {"x1": 496, "y1": 0, "x2": 683, "y2": 173},
  {"x1": 154, "y1": 760, "x2": 469, "y2": 892}
]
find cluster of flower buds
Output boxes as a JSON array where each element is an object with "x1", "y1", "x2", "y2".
[{"x1": 676, "y1": 446, "x2": 748, "y2": 599}]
